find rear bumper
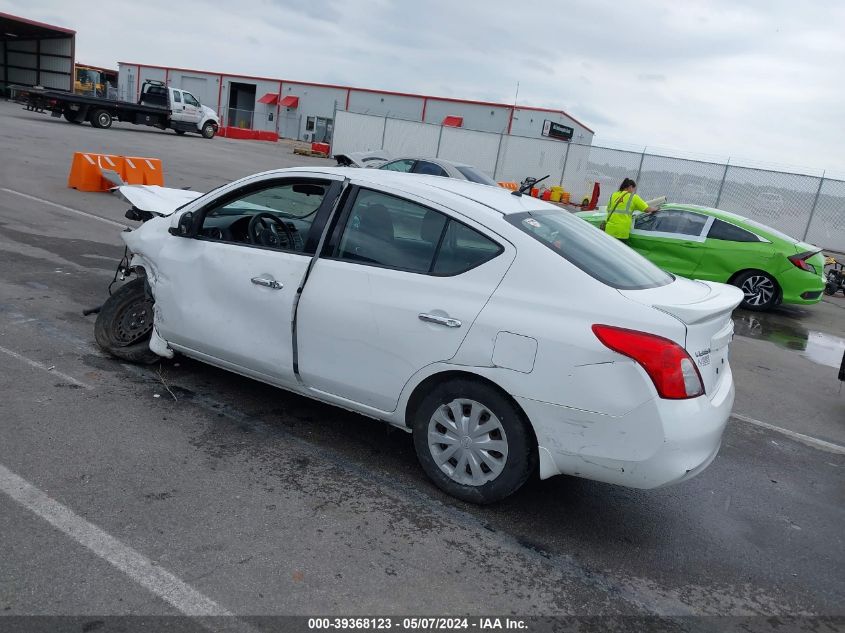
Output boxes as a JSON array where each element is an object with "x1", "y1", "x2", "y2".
[
  {"x1": 779, "y1": 268, "x2": 826, "y2": 304},
  {"x1": 518, "y1": 365, "x2": 735, "y2": 489}
]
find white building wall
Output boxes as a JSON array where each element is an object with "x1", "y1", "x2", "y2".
[
  {"x1": 509, "y1": 108, "x2": 594, "y2": 145},
  {"x1": 118, "y1": 65, "x2": 166, "y2": 102},
  {"x1": 279, "y1": 82, "x2": 347, "y2": 140},
  {"x1": 347, "y1": 91, "x2": 423, "y2": 121},
  {"x1": 423, "y1": 100, "x2": 510, "y2": 134},
  {"x1": 116, "y1": 62, "x2": 595, "y2": 142},
  {"x1": 166, "y1": 69, "x2": 220, "y2": 113}
]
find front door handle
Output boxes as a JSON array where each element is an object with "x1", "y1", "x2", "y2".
[
  {"x1": 251, "y1": 276, "x2": 283, "y2": 290},
  {"x1": 419, "y1": 313, "x2": 461, "y2": 328}
]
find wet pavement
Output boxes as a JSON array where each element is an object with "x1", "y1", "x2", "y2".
[
  {"x1": 0, "y1": 101, "x2": 843, "y2": 619},
  {"x1": 733, "y1": 307, "x2": 845, "y2": 369}
]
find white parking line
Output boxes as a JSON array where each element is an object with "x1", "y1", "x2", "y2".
[
  {"x1": 732, "y1": 413, "x2": 845, "y2": 455},
  {"x1": 0, "y1": 344, "x2": 93, "y2": 390},
  {"x1": 0, "y1": 187, "x2": 127, "y2": 228},
  {"x1": 0, "y1": 463, "x2": 233, "y2": 616}
]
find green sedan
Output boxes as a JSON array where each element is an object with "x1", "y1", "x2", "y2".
[{"x1": 576, "y1": 204, "x2": 827, "y2": 311}]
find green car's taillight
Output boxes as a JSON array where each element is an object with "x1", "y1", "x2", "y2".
[{"x1": 788, "y1": 251, "x2": 821, "y2": 275}]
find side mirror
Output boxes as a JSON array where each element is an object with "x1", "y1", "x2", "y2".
[{"x1": 169, "y1": 211, "x2": 194, "y2": 237}]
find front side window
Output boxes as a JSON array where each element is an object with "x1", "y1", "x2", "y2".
[
  {"x1": 183, "y1": 92, "x2": 199, "y2": 107},
  {"x1": 333, "y1": 189, "x2": 502, "y2": 275},
  {"x1": 634, "y1": 209, "x2": 708, "y2": 237},
  {"x1": 510, "y1": 210, "x2": 672, "y2": 290},
  {"x1": 413, "y1": 161, "x2": 449, "y2": 177},
  {"x1": 198, "y1": 181, "x2": 329, "y2": 254},
  {"x1": 380, "y1": 159, "x2": 415, "y2": 173},
  {"x1": 708, "y1": 218, "x2": 759, "y2": 242}
]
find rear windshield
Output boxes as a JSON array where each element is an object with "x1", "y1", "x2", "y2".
[
  {"x1": 455, "y1": 165, "x2": 497, "y2": 186},
  {"x1": 507, "y1": 210, "x2": 673, "y2": 290}
]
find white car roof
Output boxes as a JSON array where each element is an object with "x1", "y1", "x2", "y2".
[{"x1": 276, "y1": 166, "x2": 560, "y2": 218}]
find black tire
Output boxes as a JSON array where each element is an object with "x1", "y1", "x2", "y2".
[
  {"x1": 412, "y1": 378, "x2": 536, "y2": 504},
  {"x1": 174, "y1": 129, "x2": 186, "y2": 135},
  {"x1": 94, "y1": 277, "x2": 159, "y2": 364},
  {"x1": 824, "y1": 282, "x2": 837, "y2": 296},
  {"x1": 732, "y1": 270, "x2": 779, "y2": 311},
  {"x1": 63, "y1": 109, "x2": 81, "y2": 124},
  {"x1": 90, "y1": 109, "x2": 113, "y2": 129},
  {"x1": 201, "y1": 122, "x2": 216, "y2": 139}
]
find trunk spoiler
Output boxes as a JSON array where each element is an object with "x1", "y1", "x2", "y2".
[{"x1": 620, "y1": 280, "x2": 743, "y2": 325}]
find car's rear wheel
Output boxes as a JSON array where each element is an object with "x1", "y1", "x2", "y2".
[
  {"x1": 412, "y1": 379, "x2": 536, "y2": 504},
  {"x1": 94, "y1": 277, "x2": 159, "y2": 364},
  {"x1": 733, "y1": 270, "x2": 779, "y2": 311}
]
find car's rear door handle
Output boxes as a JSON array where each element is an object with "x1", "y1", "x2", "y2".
[
  {"x1": 251, "y1": 276, "x2": 283, "y2": 290},
  {"x1": 419, "y1": 313, "x2": 461, "y2": 328}
]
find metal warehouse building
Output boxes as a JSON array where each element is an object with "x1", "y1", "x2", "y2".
[
  {"x1": 1, "y1": 12, "x2": 75, "y2": 94},
  {"x1": 117, "y1": 61, "x2": 593, "y2": 145}
]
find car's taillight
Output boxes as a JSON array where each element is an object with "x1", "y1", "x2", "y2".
[
  {"x1": 788, "y1": 251, "x2": 819, "y2": 274},
  {"x1": 592, "y1": 325, "x2": 705, "y2": 400}
]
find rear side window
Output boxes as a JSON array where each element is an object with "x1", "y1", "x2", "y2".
[
  {"x1": 172, "y1": 91, "x2": 181, "y2": 103},
  {"x1": 434, "y1": 220, "x2": 501, "y2": 275},
  {"x1": 333, "y1": 189, "x2": 501, "y2": 275},
  {"x1": 509, "y1": 210, "x2": 672, "y2": 290},
  {"x1": 380, "y1": 159, "x2": 414, "y2": 173},
  {"x1": 455, "y1": 165, "x2": 497, "y2": 186},
  {"x1": 413, "y1": 161, "x2": 449, "y2": 177},
  {"x1": 708, "y1": 218, "x2": 759, "y2": 242}
]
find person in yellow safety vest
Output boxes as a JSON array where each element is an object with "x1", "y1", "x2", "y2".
[{"x1": 604, "y1": 178, "x2": 659, "y2": 240}]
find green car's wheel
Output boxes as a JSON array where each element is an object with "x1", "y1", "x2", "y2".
[{"x1": 734, "y1": 271, "x2": 779, "y2": 311}]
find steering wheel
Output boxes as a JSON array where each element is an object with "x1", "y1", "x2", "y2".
[{"x1": 247, "y1": 212, "x2": 299, "y2": 250}]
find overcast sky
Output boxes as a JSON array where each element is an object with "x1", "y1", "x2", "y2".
[{"x1": 5, "y1": 0, "x2": 844, "y2": 175}]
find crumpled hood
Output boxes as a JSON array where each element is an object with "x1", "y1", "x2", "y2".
[{"x1": 116, "y1": 185, "x2": 204, "y2": 217}]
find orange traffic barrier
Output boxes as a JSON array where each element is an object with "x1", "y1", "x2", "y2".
[
  {"x1": 124, "y1": 156, "x2": 164, "y2": 186},
  {"x1": 121, "y1": 156, "x2": 145, "y2": 184},
  {"x1": 67, "y1": 152, "x2": 111, "y2": 192},
  {"x1": 68, "y1": 152, "x2": 164, "y2": 191}
]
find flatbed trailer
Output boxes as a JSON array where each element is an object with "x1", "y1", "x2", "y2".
[{"x1": 14, "y1": 80, "x2": 220, "y2": 139}]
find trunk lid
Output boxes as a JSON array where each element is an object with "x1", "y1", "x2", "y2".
[{"x1": 619, "y1": 277, "x2": 743, "y2": 396}]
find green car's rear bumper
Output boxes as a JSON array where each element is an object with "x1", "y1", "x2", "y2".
[{"x1": 778, "y1": 266, "x2": 826, "y2": 305}]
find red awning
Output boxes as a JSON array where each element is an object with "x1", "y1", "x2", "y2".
[
  {"x1": 443, "y1": 115, "x2": 463, "y2": 127},
  {"x1": 279, "y1": 95, "x2": 299, "y2": 108},
  {"x1": 258, "y1": 93, "x2": 279, "y2": 105}
]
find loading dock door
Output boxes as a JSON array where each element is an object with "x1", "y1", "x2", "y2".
[{"x1": 228, "y1": 82, "x2": 256, "y2": 129}]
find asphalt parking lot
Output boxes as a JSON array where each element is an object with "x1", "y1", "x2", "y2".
[{"x1": 0, "y1": 101, "x2": 843, "y2": 623}]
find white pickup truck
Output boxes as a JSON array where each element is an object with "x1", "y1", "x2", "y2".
[{"x1": 22, "y1": 80, "x2": 221, "y2": 139}]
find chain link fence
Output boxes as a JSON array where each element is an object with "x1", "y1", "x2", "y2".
[{"x1": 332, "y1": 110, "x2": 845, "y2": 251}]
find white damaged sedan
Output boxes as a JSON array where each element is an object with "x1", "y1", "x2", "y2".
[{"x1": 96, "y1": 167, "x2": 743, "y2": 503}]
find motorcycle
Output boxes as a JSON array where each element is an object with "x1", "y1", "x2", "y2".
[{"x1": 824, "y1": 255, "x2": 845, "y2": 297}]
